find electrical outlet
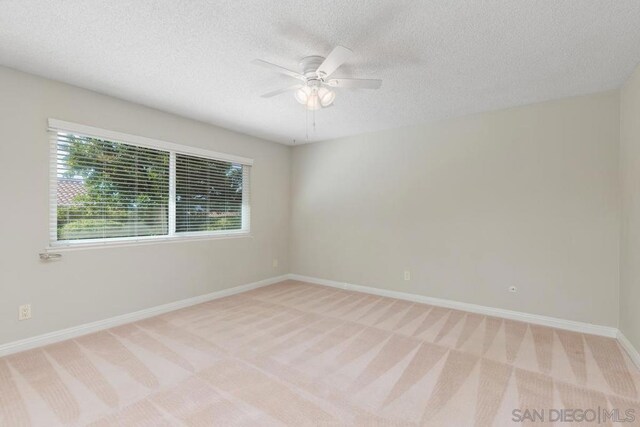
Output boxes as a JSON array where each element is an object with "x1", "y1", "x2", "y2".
[
  {"x1": 18, "y1": 304, "x2": 31, "y2": 321},
  {"x1": 404, "y1": 270, "x2": 411, "y2": 281},
  {"x1": 509, "y1": 286, "x2": 517, "y2": 293},
  {"x1": 272, "y1": 259, "x2": 279, "y2": 268}
]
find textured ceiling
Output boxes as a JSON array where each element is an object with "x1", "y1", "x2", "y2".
[{"x1": 1, "y1": 1, "x2": 640, "y2": 144}]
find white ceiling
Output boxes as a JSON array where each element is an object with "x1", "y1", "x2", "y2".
[{"x1": 1, "y1": 1, "x2": 640, "y2": 144}]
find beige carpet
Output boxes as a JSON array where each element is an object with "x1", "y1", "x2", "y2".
[{"x1": 1, "y1": 280, "x2": 639, "y2": 426}]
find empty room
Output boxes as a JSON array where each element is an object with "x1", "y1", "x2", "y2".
[{"x1": 1, "y1": 1, "x2": 640, "y2": 426}]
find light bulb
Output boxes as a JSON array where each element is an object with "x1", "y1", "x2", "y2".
[
  {"x1": 306, "y1": 93, "x2": 321, "y2": 110},
  {"x1": 318, "y1": 87, "x2": 335, "y2": 107},
  {"x1": 294, "y1": 86, "x2": 310, "y2": 104}
]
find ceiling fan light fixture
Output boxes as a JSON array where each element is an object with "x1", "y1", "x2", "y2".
[
  {"x1": 318, "y1": 87, "x2": 335, "y2": 107},
  {"x1": 306, "y1": 93, "x2": 321, "y2": 110},
  {"x1": 254, "y1": 45, "x2": 381, "y2": 114},
  {"x1": 294, "y1": 86, "x2": 311, "y2": 104}
]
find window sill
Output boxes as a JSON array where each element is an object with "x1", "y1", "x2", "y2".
[{"x1": 46, "y1": 232, "x2": 252, "y2": 252}]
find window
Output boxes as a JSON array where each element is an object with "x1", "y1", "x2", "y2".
[
  {"x1": 175, "y1": 154, "x2": 244, "y2": 233},
  {"x1": 49, "y1": 119, "x2": 251, "y2": 247}
]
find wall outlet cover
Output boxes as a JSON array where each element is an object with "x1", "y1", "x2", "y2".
[{"x1": 18, "y1": 304, "x2": 32, "y2": 321}]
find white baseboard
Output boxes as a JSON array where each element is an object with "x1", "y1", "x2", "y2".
[
  {"x1": 617, "y1": 330, "x2": 640, "y2": 370},
  {"x1": 0, "y1": 275, "x2": 288, "y2": 357},
  {"x1": 287, "y1": 274, "x2": 619, "y2": 338},
  {"x1": 2, "y1": 273, "x2": 635, "y2": 367}
]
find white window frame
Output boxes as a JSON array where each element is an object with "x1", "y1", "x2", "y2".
[{"x1": 48, "y1": 119, "x2": 252, "y2": 249}]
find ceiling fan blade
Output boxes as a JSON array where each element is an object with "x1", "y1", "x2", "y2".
[
  {"x1": 251, "y1": 59, "x2": 305, "y2": 81},
  {"x1": 260, "y1": 84, "x2": 302, "y2": 98},
  {"x1": 317, "y1": 46, "x2": 353, "y2": 78},
  {"x1": 326, "y1": 78, "x2": 382, "y2": 89}
]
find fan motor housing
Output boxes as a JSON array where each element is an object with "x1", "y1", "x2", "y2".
[{"x1": 299, "y1": 55, "x2": 325, "y2": 79}]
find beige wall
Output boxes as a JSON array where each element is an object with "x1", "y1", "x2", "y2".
[
  {"x1": 620, "y1": 64, "x2": 640, "y2": 350},
  {"x1": 291, "y1": 92, "x2": 621, "y2": 327},
  {"x1": 0, "y1": 66, "x2": 290, "y2": 345}
]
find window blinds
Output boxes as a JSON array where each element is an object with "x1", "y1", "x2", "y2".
[
  {"x1": 175, "y1": 154, "x2": 247, "y2": 234},
  {"x1": 52, "y1": 132, "x2": 170, "y2": 242},
  {"x1": 49, "y1": 121, "x2": 251, "y2": 247}
]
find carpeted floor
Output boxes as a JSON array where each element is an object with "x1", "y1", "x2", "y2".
[{"x1": 1, "y1": 280, "x2": 639, "y2": 426}]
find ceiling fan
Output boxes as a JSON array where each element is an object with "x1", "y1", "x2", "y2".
[{"x1": 252, "y1": 46, "x2": 382, "y2": 110}]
